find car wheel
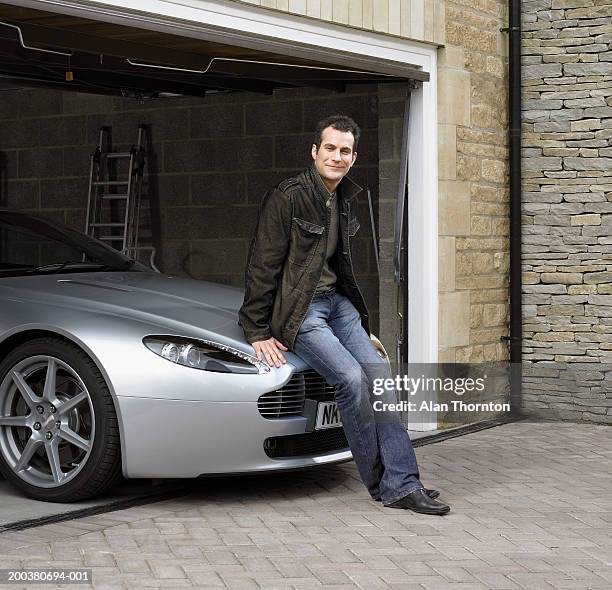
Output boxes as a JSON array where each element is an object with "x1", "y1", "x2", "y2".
[{"x1": 0, "y1": 337, "x2": 121, "y2": 502}]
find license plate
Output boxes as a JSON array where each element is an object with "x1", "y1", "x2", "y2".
[{"x1": 315, "y1": 401, "x2": 342, "y2": 429}]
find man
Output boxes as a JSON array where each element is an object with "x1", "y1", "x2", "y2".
[{"x1": 239, "y1": 115, "x2": 450, "y2": 515}]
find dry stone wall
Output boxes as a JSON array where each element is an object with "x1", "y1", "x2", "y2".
[{"x1": 522, "y1": 0, "x2": 612, "y2": 423}]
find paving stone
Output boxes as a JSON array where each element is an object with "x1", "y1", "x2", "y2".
[{"x1": 0, "y1": 423, "x2": 610, "y2": 589}]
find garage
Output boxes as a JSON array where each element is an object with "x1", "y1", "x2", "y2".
[
  {"x1": 0, "y1": 0, "x2": 439, "y2": 362},
  {"x1": 0, "y1": 0, "x2": 446, "y2": 517}
]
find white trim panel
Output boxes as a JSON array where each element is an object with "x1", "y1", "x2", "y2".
[{"x1": 11, "y1": 0, "x2": 437, "y2": 67}]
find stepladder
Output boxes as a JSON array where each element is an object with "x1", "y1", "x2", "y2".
[{"x1": 85, "y1": 125, "x2": 158, "y2": 272}]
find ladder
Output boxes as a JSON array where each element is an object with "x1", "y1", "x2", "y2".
[{"x1": 85, "y1": 125, "x2": 158, "y2": 271}]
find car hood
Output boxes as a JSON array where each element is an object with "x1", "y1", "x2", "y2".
[{"x1": 1, "y1": 272, "x2": 292, "y2": 359}]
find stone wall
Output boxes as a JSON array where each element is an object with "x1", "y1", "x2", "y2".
[
  {"x1": 437, "y1": 0, "x2": 510, "y2": 367},
  {"x1": 0, "y1": 84, "x2": 382, "y2": 333},
  {"x1": 522, "y1": 0, "x2": 612, "y2": 423}
]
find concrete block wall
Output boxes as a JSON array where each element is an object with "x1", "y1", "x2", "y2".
[
  {"x1": 0, "y1": 85, "x2": 381, "y2": 333},
  {"x1": 522, "y1": 0, "x2": 612, "y2": 424},
  {"x1": 376, "y1": 83, "x2": 407, "y2": 365}
]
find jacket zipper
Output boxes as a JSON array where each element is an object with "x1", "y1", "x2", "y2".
[{"x1": 345, "y1": 201, "x2": 369, "y2": 330}]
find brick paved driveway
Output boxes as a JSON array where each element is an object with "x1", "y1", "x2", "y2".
[{"x1": 0, "y1": 421, "x2": 610, "y2": 590}]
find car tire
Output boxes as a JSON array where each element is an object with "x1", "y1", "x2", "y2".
[{"x1": 0, "y1": 337, "x2": 121, "y2": 502}]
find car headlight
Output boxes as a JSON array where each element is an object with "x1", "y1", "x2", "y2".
[{"x1": 144, "y1": 336, "x2": 270, "y2": 374}]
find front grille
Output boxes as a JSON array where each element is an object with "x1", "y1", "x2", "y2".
[
  {"x1": 264, "y1": 428, "x2": 349, "y2": 458},
  {"x1": 258, "y1": 370, "x2": 335, "y2": 418}
]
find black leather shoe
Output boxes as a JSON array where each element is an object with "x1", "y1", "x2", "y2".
[
  {"x1": 374, "y1": 489, "x2": 439, "y2": 501},
  {"x1": 386, "y1": 489, "x2": 451, "y2": 515}
]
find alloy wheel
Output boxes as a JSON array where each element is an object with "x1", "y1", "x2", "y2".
[{"x1": 0, "y1": 355, "x2": 95, "y2": 488}]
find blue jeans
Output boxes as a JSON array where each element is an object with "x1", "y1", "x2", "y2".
[{"x1": 293, "y1": 288, "x2": 424, "y2": 505}]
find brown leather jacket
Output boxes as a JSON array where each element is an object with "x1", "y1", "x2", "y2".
[{"x1": 238, "y1": 165, "x2": 370, "y2": 351}]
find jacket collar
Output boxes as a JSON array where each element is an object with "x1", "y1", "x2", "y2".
[{"x1": 306, "y1": 164, "x2": 362, "y2": 205}]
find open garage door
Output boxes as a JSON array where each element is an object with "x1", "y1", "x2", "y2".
[{"x1": 0, "y1": 4, "x2": 428, "y2": 97}]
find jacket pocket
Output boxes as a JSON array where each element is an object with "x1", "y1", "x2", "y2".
[
  {"x1": 294, "y1": 217, "x2": 324, "y2": 235},
  {"x1": 290, "y1": 216, "x2": 324, "y2": 267},
  {"x1": 348, "y1": 218, "x2": 360, "y2": 237}
]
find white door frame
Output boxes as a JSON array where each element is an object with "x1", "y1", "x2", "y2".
[{"x1": 14, "y1": 0, "x2": 440, "y2": 385}]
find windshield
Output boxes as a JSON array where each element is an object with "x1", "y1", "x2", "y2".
[{"x1": 0, "y1": 211, "x2": 148, "y2": 277}]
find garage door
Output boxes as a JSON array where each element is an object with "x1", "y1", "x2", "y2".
[{"x1": 0, "y1": 3, "x2": 428, "y2": 96}]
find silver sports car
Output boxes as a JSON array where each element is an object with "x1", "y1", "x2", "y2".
[{"x1": 0, "y1": 210, "x2": 388, "y2": 502}]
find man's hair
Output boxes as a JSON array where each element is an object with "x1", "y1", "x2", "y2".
[{"x1": 313, "y1": 114, "x2": 361, "y2": 152}]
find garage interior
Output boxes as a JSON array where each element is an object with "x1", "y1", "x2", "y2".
[{"x1": 0, "y1": 4, "x2": 430, "y2": 359}]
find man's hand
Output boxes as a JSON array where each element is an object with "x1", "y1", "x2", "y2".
[{"x1": 251, "y1": 337, "x2": 288, "y2": 368}]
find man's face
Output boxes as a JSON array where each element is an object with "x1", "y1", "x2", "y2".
[{"x1": 311, "y1": 126, "x2": 357, "y2": 190}]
